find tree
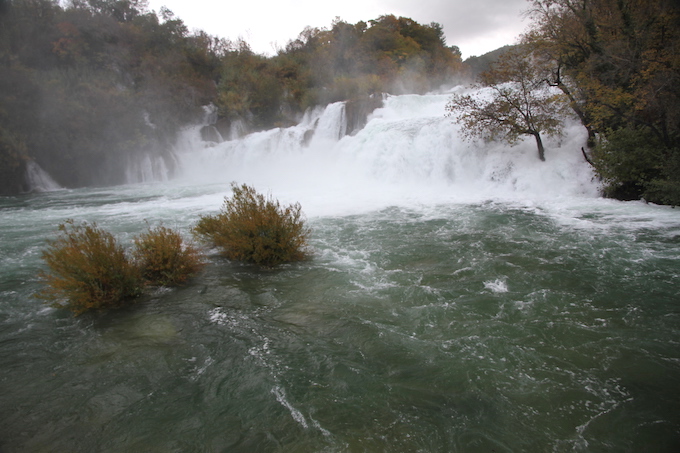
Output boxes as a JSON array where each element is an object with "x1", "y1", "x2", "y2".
[
  {"x1": 447, "y1": 48, "x2": 567, "y2": 161},
  {"x1": 522, "y1": 0, "x2": 680, "y2": 203},
  {"x1": 216, "y1": 43, "x2": 284, "y2": 127}
]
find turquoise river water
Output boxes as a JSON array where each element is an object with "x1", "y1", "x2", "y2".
[{"x1": 1, "y1": 92, "x2": 680, "y2": 451}]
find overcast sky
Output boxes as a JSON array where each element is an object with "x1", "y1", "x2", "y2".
[{"x1": 146, "y1": 0, "x2": 529, "y2": 59}]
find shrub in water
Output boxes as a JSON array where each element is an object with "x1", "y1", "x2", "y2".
[
  {"x1": 133, "y1": 225, "x2": 205, "y2": 286},
  {"x1": 194, "y1": 183, "x2": 311, "y2": 266},
  {"x1": 36, "y1": 220, "x2": 142, "y2": 315}
]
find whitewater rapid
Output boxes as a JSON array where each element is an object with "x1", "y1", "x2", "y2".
[
  {"x1": 2, "y1": 90, "x2": 680, "y2": 453},
  {"x1": 172, "y1": 90, "x2": 600, "y2": 217}
]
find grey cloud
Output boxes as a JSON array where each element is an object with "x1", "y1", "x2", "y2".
[{"x1": 378, "y1": 0, "x2": 529, "y2": 54}]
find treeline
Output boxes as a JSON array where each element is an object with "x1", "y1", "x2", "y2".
[
  {"x1": 0, "y1": 0, "x2": 463, "y2": 195},
  {"x1": 0, "y1": 0, "x2": 223, "y2": 194},
  {"x1": 217, "y1": 16, "x2": 464, "y2": 129},
  {"x1": 517, "y1": 0, "x2": 679, "y2": 204}
]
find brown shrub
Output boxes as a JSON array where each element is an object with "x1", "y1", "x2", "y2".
[
  {"x1": 133, "y1": 225, "x2": 205, "y2": 286},
  {"x1": 194, "y1": 183, "x2": 311, "y2": 267},
  {"x1": 36, "y1": 220, "x2": 142, "y2": 315}
]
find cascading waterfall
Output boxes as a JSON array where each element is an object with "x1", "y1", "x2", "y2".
[
  {"x1": 24, "y1": 160, "x2": 62, "y2": 192},
  {"x1": 2, "y1": 89, "x2": 679, "y2": 453},
  {"x1": 125, "y1": 153, "x2": 171, "y2": 183},
  {"x1": 173, "y1": 88, "x2": 599, "y2": 215},
  {"x1": 309, "y1": 101, "x2": 348, "y2": 143},
  {"x1": 126, "y1": 104, "x2": 223, "y2": 185}
]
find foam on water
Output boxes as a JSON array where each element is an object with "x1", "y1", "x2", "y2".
[
  {"x1": 1, "y1": 90, "x2": 680, "y2": 452},
  {"x1": 484, "y1": 278, "x2": 509, "y2": 293},
  {"x1": 174, "y1": 90, "x2": 600, "y2": 218}
]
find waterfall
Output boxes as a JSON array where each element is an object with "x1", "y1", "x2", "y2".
[
  {"x1": 125, "y1": 153, "x2": 171, "y2": 184},
  {"x1": 173, "y1": 89, "x2": 600, "y2": 213},
  {"x1": 24, "y1": 161, "x2": 61, "y2": 192},
  {"x1": 126, "y1": 105, "x2": 225, "y2": 184},
  {"x1": 228, "y1": 119, "x2": 247, "y2": 141},
  {"x1": 310, "y1": 101, "x2": 347, "y2": 144}
]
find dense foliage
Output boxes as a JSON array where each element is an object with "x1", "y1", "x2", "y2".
[
  {"x1": 194, "y1": 184, "x2": 311, "y2": 267},
  {"x1": 36, "y1": 220, "x2": 143, "y2": 315},
  {"x1": 0, "y1": 0, "x2": 223, "y2": 194},
  {"x1": 0, "y1": 1, "x2": 462, "y2": 195},
  {"x1": 521, "y1": 0, "x2": 680, "y2": 203},
  {"x1": 211, "y1": 15, "x2": 463, "y2": 130}
]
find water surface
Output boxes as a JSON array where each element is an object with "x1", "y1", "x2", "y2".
[{"x1": 1, "y1": 184, "x2": 679, "y2": 452}]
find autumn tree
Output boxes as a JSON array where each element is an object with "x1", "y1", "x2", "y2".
[
  {"x1": 523, "y1": 0, "x2": 680, "y2": 203},
  {"x1": 216, "y1": 41, "x2": 285, "y2": 128},
  {"x1": 36, "y1": 220, "x2": 142, "y2": 315},
  {"x1": 447, "y1": 48, "x2": 568, "y2": 161},
  {"x1": 0, "y1": 0, "x2": 224, "y2": 194},
  {"x1": 279, "y1": 16, "x2": 462, "y2": 101},
  {"x1": 133, "y1": 225, "x2": 205, "y2": 286}
]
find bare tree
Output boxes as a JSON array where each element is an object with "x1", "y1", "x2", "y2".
[{"x1": 447, "y1": 49, "x2": 568, "y2": 161}]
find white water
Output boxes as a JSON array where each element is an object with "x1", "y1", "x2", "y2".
[
  {"x1": 125, "y1": 152, "x2": 171, "y2": 183},
  {"x1": 24, "y1": 160, "x2": 62, "y2": 192},
  {"x1": 173, "y1": 90, "x2": 599, "y2": 217},
  {"x1": 3, "y1": 90, "x2": 680, "y2": 453}
]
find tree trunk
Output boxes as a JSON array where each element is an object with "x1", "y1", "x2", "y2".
[
  {"x1": 581, "y1": 147, "x2": 595, "y2": 167},
  {"x1": 533, "y1": 132, "x2": 546, "y2": 161},
  {"x1": 546, "y1": 70, "x2": 596, "y2": 149},
  {"x1": 545, "y1": 63, "x2": 596, "y2": 149},
  {"x1": 555, "y1": 82, "x2": 596, "y2": 148}
]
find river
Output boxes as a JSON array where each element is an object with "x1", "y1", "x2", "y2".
[{"x1": 1, "y1": 92, "x2": 679, "y2": 452}]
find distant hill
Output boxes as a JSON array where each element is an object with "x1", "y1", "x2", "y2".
[{"x1": 463, "y1": 45, "x2": 516, "y2": 81}]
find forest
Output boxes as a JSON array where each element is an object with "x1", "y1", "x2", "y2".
[
  {"x1": 1, "y1": 0, "x2": 679, "y2": 205},
  {"x1": 521, "y1": 0, "x2": 680, "y2": 204},
  {"x1": 0, "y1": 0, "x2": 463, "y2": 195}
]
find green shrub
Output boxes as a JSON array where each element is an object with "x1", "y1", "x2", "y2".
[
  {"x1": 36, "y1": 220, "x2": 142, "y2": 315},
  {"x1": 194, "y1": 183, "x2": 311, "y2": 266},
  {"x1": 133, "y1": 225, "x2": 205, "y2": 286},
  {"x1": 644, "y1": 147, "x2": 680, "y2": 206},
  {"x1": 592, "y1": 127, "x2": 665, "y2": 201}
]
